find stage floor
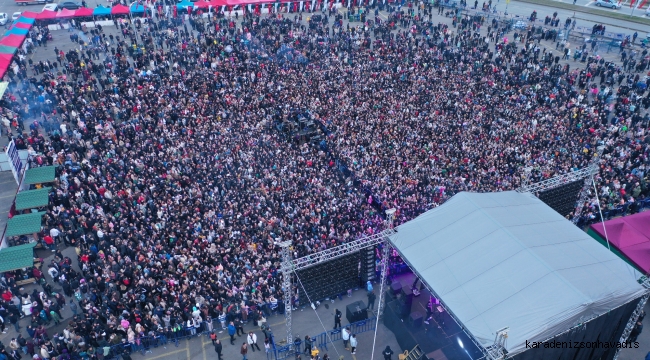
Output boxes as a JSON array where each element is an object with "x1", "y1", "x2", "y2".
[{"x1": 385, "y1": 272, "x2": 485, "y2": 360}]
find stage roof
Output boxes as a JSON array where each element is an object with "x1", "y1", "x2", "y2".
[{"x1": 390, "y1": 191, "x2": 646, "y2": 356}]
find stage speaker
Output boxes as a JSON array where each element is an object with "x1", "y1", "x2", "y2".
[
  {"x1": 391, "y1": 281, "x2": 402, "y2": 296},
  {"x1": 346, "y1": 301, "x2": 368, "y2": 323},
  {"x1": 401, "y1": 287, "x2": 413, "y2": 305},
  {"x1": 399, "y1": 300, "x2": 411, "y2": 318},
  {"x1": 409, "y1": 311, "x2": 423, "y2": 328},
  {"x1": 360, "y1": 246, "x2": 376, "y2": 283}
]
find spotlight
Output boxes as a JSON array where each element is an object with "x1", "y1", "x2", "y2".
[{"x1": 458, "y1": 338, "x2": 464, "y2": 349}]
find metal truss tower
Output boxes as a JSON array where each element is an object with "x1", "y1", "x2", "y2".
[
  {"x1": 278, "y1": 209, "x2": 397, "y2": 345},
  {"x1": 277, "y1": 240, "x2": 294, "y2": 345}
]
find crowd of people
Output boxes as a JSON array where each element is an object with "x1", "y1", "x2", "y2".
[{"x1": 0, "y1": 0, "x2": 649, "y2": 359}]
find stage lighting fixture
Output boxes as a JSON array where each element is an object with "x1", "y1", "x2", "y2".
[{"x1": 458, "y1": 338, "x2": 464, "y2": 348}]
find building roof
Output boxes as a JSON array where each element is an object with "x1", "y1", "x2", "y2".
[
  {"x1": 23, "y1": 166, "x2": 56, "y2": 185},
  {"x1": 14, "y1": 187, "x2": 50, "y2": 211},
  {"x1": 0, "y1": 242, "x2": 36, "y2": 273},
  {"x1": 5, "y1": 211, "x2": 44, "y2": 237},
  {"x1": 390, "y1": 191, "x2": 646, "y2": 356}
]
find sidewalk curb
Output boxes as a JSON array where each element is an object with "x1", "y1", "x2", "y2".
[{"x1": 514, "y1": 0, "x2": 650, "y2": 27}]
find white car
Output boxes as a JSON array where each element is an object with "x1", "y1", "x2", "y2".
[
  {"x1": 0, "y1": 13, "x2": 7, "y2": 26},
  {"x1": 42, "y1": 3, "x2": 58, "y2": 11},
  {"x1": 11, "y1": 12, "x2": 22, "y2": 21},
  {"x1": 595, "y1": 0, "x2": 620, "y2": 9}
]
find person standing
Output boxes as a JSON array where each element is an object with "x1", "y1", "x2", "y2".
[
  {"x1": 235, "y1": 319, "x2": 245, "y2": 336},
  {"x1": 630, "y1": 321, "x2": 643, "y2": 342},
  {"x1": 240, "y1": 342, "x2": 248, "y2": 360},
  {"x1": 350, "y1": 334, "x2": 357, "y2": 354},
  {"x1": 304, "y1": 335, "x2": 312, "y2": 354},
  {"x1": 334, "y1": 309, "x2": 342, "y2": 329},
  {"x1": 247, "y1": 332, "x2": 261, "y2": 352},
  {"x1": 367, "y1": 290, "x2": 376, "y2": 311},
  {"x1": 228, "y1": 322, "x2": 236, "y2": 345},
  {"x1": 383, "y1": 346, "x2": 394, "y2": 360},
  {"x1": 8, "y1": 313, "x2": 19, "y2": 333},
  {"x1": 342, "y1": 328, "x2": 350, "y2": 350},
  {"x1": 214, "y1": 339, "x2": 223, "y2": 360}
]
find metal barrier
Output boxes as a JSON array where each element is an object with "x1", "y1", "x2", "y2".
[
  {"x1": 270, "y1": 317, "x2": 377, "y2": 360},
  {"x1": 82, "y1": 314, "x2": 377, "y2": 359}
]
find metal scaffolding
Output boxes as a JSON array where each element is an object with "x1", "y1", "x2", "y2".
[
  {"x1": 277, "y1": 239, "x2": 294, "y2": 345},
  {"x1": 613, "y1": 277, "x2": 650, "y2": 360},
  {"x1": 277, "y1": 209, "x2": 397, "y2": 345},
  {"x1": 516, "y1": 165, "x2": 597, "y2": 194}
]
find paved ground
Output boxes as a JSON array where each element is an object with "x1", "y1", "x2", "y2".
[{"x1": 1, "y1": 1, "x2": 650, "y2": 359}]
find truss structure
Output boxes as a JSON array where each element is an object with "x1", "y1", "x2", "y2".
[
  {"x1": 278, "y1": 228, "x2": 396, "y2": 274},
  {"x1": 613, "y1": 277, "x2": 650, "y2": 360},
  {"x1": 277, "y1": 240, "x2": 294, "y2": 345},
  {"x1": 485, "y1": 327, "x2": 509, "y2": 360},
  {"x1": 277, "y1": 209, "x2": 397, "y2": 345},
  {"x1": 516, "y1": 165, "x2": 597, "y2": 194}
]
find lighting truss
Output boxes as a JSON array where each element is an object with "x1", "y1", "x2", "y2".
[
  {"x1": 277, "y1": 240, "x2": 294, "y2": 345},
  {"x1": 516, "y1": 165, "x2": 597, "y2": 194},
  {"x1": 277, "y1": 210, "x2": 397, "y2": 346},
  {"x1": 278, "y1": 228, "x2": 396, "y2": 274}
]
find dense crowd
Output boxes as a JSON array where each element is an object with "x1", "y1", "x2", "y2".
[{"x1": 0, "y1": 0, "x2": 649, "y2": 359}]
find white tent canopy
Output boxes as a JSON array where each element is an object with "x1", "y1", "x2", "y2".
[{"x1": 390, "y1": 191, "x2": 646, "y2": 356}]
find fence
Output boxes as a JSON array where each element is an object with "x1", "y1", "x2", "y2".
[
  {"x1": 271, "y1": 317, "x2": 377, "y2": 360},
  {"x1": 90, "y1": 316, "x2": 376, "y2": 360}
]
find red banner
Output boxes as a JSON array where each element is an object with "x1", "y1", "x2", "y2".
[
  {"x1": 255, "y1": 4, "x2": 260, "y2": 13},
  {"x1": 173, "y1": 5, "x2": 177, "y2": 17},
  {"x1": 293, "y1": 2, "x2": 298, "y2": 12}
]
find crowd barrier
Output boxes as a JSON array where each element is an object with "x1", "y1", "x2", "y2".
[{"x1": 88, "y1": 314, "x2": 376, "y2": 359}]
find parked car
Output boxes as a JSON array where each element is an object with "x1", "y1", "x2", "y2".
[
  {"x1": 58, "y1": 1, "x2": 82, "y2": 9},
  {"x1": 595, "y1": 0, "x2": 620, "y2": 9},
  {"x1": 0, "y1": 13, "x2": 7, "y2": 25},
  {"x1": 11, "y1": 12, "x2": 22, "y2": 21},
  {"x1": 15, "y1": 0, "x2": 53, "y2": 6},
  {"x1": 42, "y1": 3, "x2": 57, "y2": 10}
]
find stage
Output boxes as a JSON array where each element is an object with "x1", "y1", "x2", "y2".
[{"x1": 383, "y1": 273, "x2": 484, "y2": 360}]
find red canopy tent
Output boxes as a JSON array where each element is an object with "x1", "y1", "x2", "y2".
[
  {"x1": 56, "y1": 9, "x2": 77, "y2": 18},
  {"x1": 111, "y1": 4, "x2": 130, "y2": 14},
  {"x1": 36, "y1": 10, "x2": 58, "y2": 20},
  {"x1": 0, "y1": 53, "x2": 14, "y2": 75},
  {"x1": 193, "y1": 1, "x2": 212, "y2": 8},
  {"x1": 21, "y1": 11, "x2": 39, "y2": 18},
  {"x1": 74, "y1": 7, "x2": 95, "y2": 16},
  {"x1": 0, "y1": 35, "x2": 26, "y2": 48},
  {"x1": 12, "y1": 22, "x2": 32, "y2": 29}
]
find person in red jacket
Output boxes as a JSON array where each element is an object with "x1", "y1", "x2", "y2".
[{"x1": 43, "y1": 235, "x2": 55, "y2": 251}]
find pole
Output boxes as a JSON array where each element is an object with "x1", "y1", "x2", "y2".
[
  {"x1": 591, "y1": 176, "x2": 611, "y2": 251},
  {"x1": 371, "y1": 243, "x2": 390, "y2": 360}
]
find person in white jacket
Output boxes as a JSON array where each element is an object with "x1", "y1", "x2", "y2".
[
  {"x1": 349, "y1": 334, "x2": 358, "y2": 355},
  {"x1": 342, "y1": 328, "x2": 350, "y2": 350},
  {"x1": 247, "y1": 331, "x2": 261, "y2": 352}
]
